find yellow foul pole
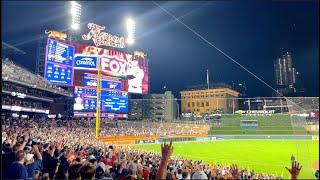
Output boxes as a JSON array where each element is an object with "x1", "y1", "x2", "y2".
[{"x1": 95, "y1": 60, "x2": 101, "y2": 139}]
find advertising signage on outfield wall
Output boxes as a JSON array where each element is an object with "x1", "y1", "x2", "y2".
[{"x1": 44, "y1": 38, "x2": 75, "y2": 86}]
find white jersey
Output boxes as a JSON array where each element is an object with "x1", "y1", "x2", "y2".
[{"x1": 127, "y1": 66, "x2": 144, "y2": 93}]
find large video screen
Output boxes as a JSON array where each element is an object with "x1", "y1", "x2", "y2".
[
  {"x1": 79, "y1": 47, "x2": 149, "y2": 94},
  {"x1": 100, "y1": 90, "x2": 128, "y2": 113},
  {"x1": 44, "y1": 38, "x2": 75, "y2": 86},
  {"x1": 125, "y1": 55, "x2": 149, "y2": 94},
  {"x1": 73, "y1": 86, "x2": 128, "y2": 113}
]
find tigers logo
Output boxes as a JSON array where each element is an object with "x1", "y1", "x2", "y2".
[
  {"x1": 82, "y1": 23, "x2": 125, "y2": 48},
  {"x1": 45, "y1": 30, "x2": 67, "y2": 41}
]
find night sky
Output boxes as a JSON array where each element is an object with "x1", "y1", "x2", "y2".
[{"x1": 2, "y1": 1, "x2": 319, "y2": 98}]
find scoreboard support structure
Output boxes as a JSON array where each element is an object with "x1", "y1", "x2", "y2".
[{"x1": 96, "y1": 61, "x2": 101, "y2": 139}]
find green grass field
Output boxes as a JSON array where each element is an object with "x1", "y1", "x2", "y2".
[
  {"x1": 209, "y1": 114, "x2": 309, "y2": 135},
  {"x1": 135, "y1": 140, "x2": 319, "y2": 179}
]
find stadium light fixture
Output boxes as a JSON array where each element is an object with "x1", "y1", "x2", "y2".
[
  {"x1": 70, "y1": 1, "x2": 82, "y2": 31},
  {"x1": 125, "y1": 17, "x2": 135, "y2": 45}
]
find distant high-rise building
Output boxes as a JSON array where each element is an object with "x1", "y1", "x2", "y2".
[
  {"x1": 232, "y1": 81, "x2": 247, "y2": 97},
  {"x1": 143, "y1": 91, "x2": 178, "y2": 121},
  {"x1": 274, "y1": 52, "x2": 300, "y2": 96},
  {"x1": 128, "y1": 99, "x2": 143, "y2": 120}
]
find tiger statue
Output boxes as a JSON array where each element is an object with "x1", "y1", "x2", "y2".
[
  {"x1": 134, "y1": 51, "x2": 147, "y2": 58},
  {"x1": 45, "y1": 30, "x2": 67, "y2": 41}
]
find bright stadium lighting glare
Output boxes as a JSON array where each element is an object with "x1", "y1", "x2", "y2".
[
  {"x1": 125, "y1": 17, "x2": 136, "y2": 46},
  {"x1": 127, "y1": 38, "x2": 134, "y2": 45},
  {"x1": 70, "y1": 8, "x2": 77, "y2": 15},
  {"x1": 71, "y1": 1, "x2": 78, "y2": 6},
  {"x1": 70, "y1": 1, "x2": 82, "y2": 31},
  {"x1": 71, "y1": 24, "x2": 79, "y2": 30},
  {"x1": 126, "y1": 18, "x2": 135, "y2": 28}
]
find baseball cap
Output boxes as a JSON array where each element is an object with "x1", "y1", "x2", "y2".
[{"x1": 191, "y1": 171, "x2": 208, "y2": 179}]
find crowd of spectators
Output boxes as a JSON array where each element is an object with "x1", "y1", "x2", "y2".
[
  {"x1": 2, "y1": 96, "x2": 50, "y2": 110},
  {"x1": 2, "y1": 58, "x2": 72, "y2": 97},
  {"x1": 2, "y1": 117, "x2": 305, "y2": 179},
  {"x1": 102, "y1": 121, "x2": 210, "y2": 137}
]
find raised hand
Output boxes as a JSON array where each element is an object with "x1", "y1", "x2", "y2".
[
  {"x1": 23, "y1": 133, "x2": 30, "y2": 142},
  {"x1": 156, "y1": 141, "x2": 174, "y2": 180},
  {"x1": 161, "y1": 140, "x2": 173, "y2": 160},
  {"x1": 230, "y1": 164, "x2": 240, "y2": 179},
  {"x1": 285, "y1": 160, "x2": 302, "y2": 180},
  {"x1": 12, "y1": 133, "x2": 18, "y2": 141}
]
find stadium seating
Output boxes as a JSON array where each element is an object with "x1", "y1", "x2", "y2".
[{"x1": 2, "y1": 59, "x2": 72, "y2": 96}]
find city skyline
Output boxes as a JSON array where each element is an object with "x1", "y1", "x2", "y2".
[{"x1": 2, "y1": 1, "x2": 319, "y2": 97}]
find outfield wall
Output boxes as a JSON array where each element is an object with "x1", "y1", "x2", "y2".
[{"x1": 135, "y1": 135, "x2": 318, "y2": 144}]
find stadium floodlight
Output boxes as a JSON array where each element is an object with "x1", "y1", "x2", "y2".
[
  {"x1": 70, "y1": 1, "x2": 82, "y2": 31},
  {"x1": 127, "y1": 37, "x2": 134, "y2": 45},
  {"x1": 125, "y1": 17, "x2": 135, "y2": 45},
  {"x1": 71, "y1": 23, "x2": 79, "y2": 30}
]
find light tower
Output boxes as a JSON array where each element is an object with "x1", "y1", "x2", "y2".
[
  {"x1": 126, "y1": 17, "x2": 136, "y2": 45},
  {"x1": 69, "y1": 1, "x2": 82, "y2": 43},
  {"x1": 70, "y1": 1, "x2": 81, "y2": 31}
]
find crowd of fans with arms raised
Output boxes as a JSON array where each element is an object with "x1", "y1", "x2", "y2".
[{"x1": 2, "y1": 117, "x2": 304, "y2": 180}]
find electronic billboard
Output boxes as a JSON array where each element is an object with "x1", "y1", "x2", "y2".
[
  {"x1": 74, "y1": 54, "x2": 98, "y2": 70},
  {"x1": 125, "y1": 55, "x2": 149, "y2": 94},
  {"x1": 73, "y1": 54, "x2": 128, "y2": 116},
  {"x1": 44, "y1": 38, "x2": 75, "y2": 86},
  {"x1": 73, "y1": 86, "x2": 128, "y2": 113}
]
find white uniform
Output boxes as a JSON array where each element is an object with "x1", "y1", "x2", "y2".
[
  {"x1": 74, "y1": 96, "x2": 84, "y2": 111},
  {"x1": 127, "y1": 65, "x2": 144, "y2": 94}
]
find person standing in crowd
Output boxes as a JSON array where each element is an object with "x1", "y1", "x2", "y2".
[{"x1": 6, "y1": 150, "x2": 28, "y2": 179}]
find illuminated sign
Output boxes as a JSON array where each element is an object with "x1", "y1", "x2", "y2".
[
  {"x1": 100, "y1": 90, "x2": 128, "y2": 113},
  {"x1": 82, "y1": 23, "x2": 125, "y2": 48},
  {"x1": 2, "y1": 105, "x2": 49, "y2": 114},
  {"x1": 100, "y1": 56, "x2": 128, "y2": 77},
  {"x1": 44, "y1": 38, "x2": 74, "y2": 86},
  {"x1": 11, "y1": 92, "x2": 26, "y2": 99},
  {"x1": 46, "y1": 39, "x2": 74, "y2": 66},
  {"x1": 45, "y1": 30, "x2": 67, "y2": 41},
  {"x1": 45, "y1": 63, "x2": 73, "y2": 85},
  {"x1": 81, "y1": 46, "x2": 129, "y2": 60},
  {"x1": 73, "y1": 86, "x2": 128, "y2": 113},
  {"x1": 125, "y1": 55, "x2": 149, "y2": 94},
  {"x1": 74, "y1": 86, "x2": 97, "y2": 111},
  {"x1": 83, "y1": 73, "x2": 122, "y2": 90},
  {"x1": 245, "y1": 110, "x2": 275, "y2": 116},
  {"x1": 74, "y1": 54, "x2": 98, "y2": 70}
]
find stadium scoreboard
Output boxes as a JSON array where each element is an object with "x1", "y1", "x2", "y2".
[
  {"x1": 42, "y1": 29, "x2": 149, "y2": 118},
  {"x1": 44, "y1": 38, "x2": 75, "y2": 86}
]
